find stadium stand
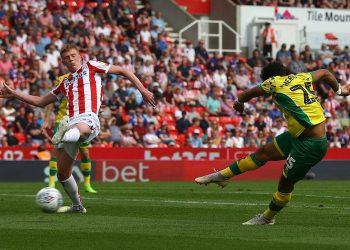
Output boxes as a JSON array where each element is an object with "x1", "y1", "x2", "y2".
[{"x1": 0, "y1": 0, "x2": 348, "y2": 149}]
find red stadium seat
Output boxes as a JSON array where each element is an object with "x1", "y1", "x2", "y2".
[
  {"x1": 163, "y1": 106, "x2": 176, "y2": 114},
  {"x1": 175, "y1": 134, "x2": 186, "y2": 145},
  {"x1": 161, "y1": 115, "x2": 175, "y2": 123},
  {"x1": 194, "y1": 106, "x2": 206, "y2": 114},
  {"x1": 231, "y1": 116, "x2": 242, "y2": 127},
  {"x1": 219, "y1": 116, "x2": 231, "y2": 124},
  {"x1": 208, "y1": 116, "x2": 219, "y2": 122},
  {"x1": 123, "y1": 114, "x2": 131, "y2": 123},
  {"x1": 14, "y1": 133, "x2": 25, "y2": 144},
  {"x1": 168, "y1": 124, "x2": 177, "y2": 132}
]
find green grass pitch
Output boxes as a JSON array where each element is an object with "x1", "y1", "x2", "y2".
[{"x1": 0, "y1": 181, "x2": 350, "y2": 250}]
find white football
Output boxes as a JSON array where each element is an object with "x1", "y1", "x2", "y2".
[{"x1": 35, "y1": 187, "x2": 63, "y2": 212}]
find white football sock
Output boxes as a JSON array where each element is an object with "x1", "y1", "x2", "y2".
[
  {"x1": 62, "y1": 127, "x2": 80, "y2": 142},
  {"x1": 60, "y1": 175, "x2": 81, "y2": 206}
]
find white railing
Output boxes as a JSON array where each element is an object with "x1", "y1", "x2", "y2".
[{"x1": 179, "y1": 20, "x2": 241, "y2": 55}]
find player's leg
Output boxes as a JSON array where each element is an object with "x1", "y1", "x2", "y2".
[
  {"x1": 79, "y1": 145, "x2": 97, "y2": 193},
  {"x1": 243, "y1": 135, "x2": 328, "y2": 225},
  {"x1": 195, "y1": 132, "x2": 292, "y2": 187},
  {"x1": 48, "y1": 122, "x2": 60, "y2": 187},
  {"x1": 48, "y1": 148, "x2": 58, "y2": 188},
  {"x1": 52, "y1": 116, "x2": 92, "y2": 145},
  {"x1": 56, "y1": 145, "x2": 86, "y2": 213}
]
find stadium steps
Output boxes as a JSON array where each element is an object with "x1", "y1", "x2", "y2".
[{"x1": 135, "y1": 0, "x2": 179, "y2": 43}]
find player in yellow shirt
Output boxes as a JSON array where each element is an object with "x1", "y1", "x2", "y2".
[
  {"x1": 42, "y1": 74, "x2": 97, "y2": 193},
  {"x1": 195, "y1": 62, "x2": 350, "y2": 225}
]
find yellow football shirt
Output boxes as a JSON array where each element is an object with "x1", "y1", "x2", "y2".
[
  {"x1": 54, "y1": 73, "x2": 70, "y2": 122},
  {"x1": 260, "y1": 72, "x2": 325, "y2": 137}
]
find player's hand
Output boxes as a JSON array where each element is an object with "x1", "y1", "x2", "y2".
[
  {"x1": 0, "y1": 81, "x2": 14, "y2": 98},
  {"x1": 141, "y1": 89, "x2": 156, "y2": 107},
  {"x1": 340, "y1": 84, "x2": 350, "y2": 96},
  {"x1": 233, "y1": 100, "x2": 244, "y2": 113}
]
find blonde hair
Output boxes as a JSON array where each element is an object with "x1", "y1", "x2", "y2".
[{"x1": 60, "y1": 44, "x2": 80, "y2": 56}]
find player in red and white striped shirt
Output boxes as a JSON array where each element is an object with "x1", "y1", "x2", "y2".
[{"x1": 0, "y1": 44, "x2": 155, "y2": 213}]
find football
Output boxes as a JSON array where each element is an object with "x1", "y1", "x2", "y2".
[{"x1": 35, "y1": 187, "x2": 63, "y2": 213}]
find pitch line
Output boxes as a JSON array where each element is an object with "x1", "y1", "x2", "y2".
[{"x1": 1, "y1": 193, "x2": 350, "y2": 210}]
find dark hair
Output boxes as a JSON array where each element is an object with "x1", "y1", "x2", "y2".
[{"x1": 261, "y1": 62, "x2": 287, "y2": 81}]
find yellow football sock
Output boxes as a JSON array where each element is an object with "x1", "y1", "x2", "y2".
[
  {"x1": 263, "y1": 191, "x2": 292, "y2": 219},
  {"x1": 220, "y1": 167, "x2": 234, "y2": 177},
  {"x1": 49, "y1": 157, "x2": 57, "y2": 187},
  {"x1": 223, "y1": 153, "x2": 265, "y2": 176},
  {"x1": 80, "y1": 159, "x2": 91, "y2": 186}
]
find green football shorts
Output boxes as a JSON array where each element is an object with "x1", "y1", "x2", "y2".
[
  {"x1": 53, "y1": 122, "x2": 90, "y2": 148},
  {"x1": 274, "y1": 131, "x2": 328, "y2": 181}
]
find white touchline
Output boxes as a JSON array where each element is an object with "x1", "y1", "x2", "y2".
[{"x1": 0, "y1": 193, "x2": 350, "y2": 210}]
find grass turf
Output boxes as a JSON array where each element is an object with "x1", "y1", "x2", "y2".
[{"x1": 0, "y1": 181, "x2": 350, "y2": 250}]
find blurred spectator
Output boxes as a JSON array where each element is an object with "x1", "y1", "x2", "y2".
[
  {"x1": 276, "y1": 43, "x2": 291, "y2": 66},
  {"x1": 0, "y1": 119, "x2": 7, "y2": 141},
  {"x1": 235, "y1": 65, "x2": 250, "y2": 89},
  {"x1": 98, "y1": 118, "x2": 112, "y2": 144},
  {"x1": 5, "y1": 125, "x2": 19, "y2": 146},
  {"x1": 1, "y1": 100, "x2": 16, "y2": 123},
  {"x1": 260, "y1": 22, "x2": 278, "y2": 57},
  {"x1": 288, "y1": 51, "x2": 307, "y2": 74},
  {"x1": 213, "y1": 66, "x2": 227, "y2": 89},
  {"x1": 189, "y1": 129, "x2": 203, "y2": 148},
  {"x1": 187, "y1": 103, "x2": 200, "y2": 123},
  {"x1": 0, "y1": 52, "x2": 13, "y2": 76},
  {"x1": 244, "y1": 124, "x2": 259, "y2": 147},
  {"x1": 26, "y1": 115, "x2": 44, "y2": 145},
  {"x1": 176, "y1": 110, "x2": 191, "y2": 134},
  {"x1": 143, "y1": 123, "x2": 161, "y2": 148},
  {"x1": 121, "y1": 127, "x2": 139, "y2": 147},
  {"x1": 14, "y1": 106, "x2": 29, "y2": 133},
  {"x1": 199, "y1": 112, "x2": 210, "y2": 133},
  {"x1": 151, "y1": 11, "x2": 165, "y2": 34},
  {"x1": 144, "y1": 107, "x2": 158, "y2": 126},
  {"x1": 206, "y1": 87, "x2": 222, "y2": 116},
  {"x1": 195, "y1": 39, "x2": 209, "y2": 64},
  {"x1": 197, "y1": 86, "x2": 208, "y2": 107},
  {"x1": 184, "y1": 40, "x2": 195, "y2": 63},
  {"x1": 157, "y1": 122, "x2": 175, "y2": 145},
  {"x1": 247, "y1": 49, "x2": 265, "y2": 68},
  {"x1": 232, "y1": 129, "x2": 244, "y2": 148},
  {"x1": 108, "y1": 117, "x2": 123, "y2": 146},
  {"x1": 0, "y1": 0, "x2": 347, "y2": 149},
  {"x1": 300, "y1": 45, "x2": 315, "y2": 70},
  {"x1": 220, "y1": 94, "x2": 235, "y2": 116}
]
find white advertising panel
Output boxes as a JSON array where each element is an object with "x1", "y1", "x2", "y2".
[{"x1": 239, "y1": 5, "x2": 350, "y2": 55}]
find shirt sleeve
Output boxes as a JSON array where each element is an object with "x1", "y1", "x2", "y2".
[
  {"x1": 259, "y1": 77, "x2": 276, "y2": 95},
  {"x1": 50, "y1": 79, "x2": 64, "y2": 101},
  {"x1": 296, "y1": 72, "x2": 313, "y2": 82},
  {"x1": 87, "y1": 60, "x2": 111, "y2": 74}
]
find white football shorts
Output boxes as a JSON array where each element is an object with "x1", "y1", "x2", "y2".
[{"x1": 56, "y1": 112, "x2": 100, "y2": 159}]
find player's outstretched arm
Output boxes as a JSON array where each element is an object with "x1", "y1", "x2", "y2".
[
  {"x1": 0, "y1": 81, "x2": 57, "y2": 107},
  {"x1": 233, "y1": 86, "x2": 265, "y2": 113},
  {"x1": 311, "y1": 69, "x2": 350, "y2": 96},
  {"x1": 107, "y1": 65, "x2": 156, "y2": 107},
  {"x1": 41, "y1": 103, "x2": 55, "y2": 136}
]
